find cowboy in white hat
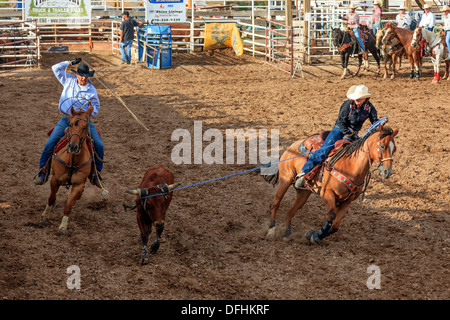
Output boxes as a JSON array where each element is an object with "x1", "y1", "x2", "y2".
[
  {"x1": 371, "y1": 1, "x2": 383, "y2": 36},
  {"x1": 34, "y1": 58, "x2": 105, "y2": 188},
  {"x1": 442, "y1": 5, "x2": 450, "y2": 50},
  {"x1": 419, "y1": 4, "x2": 435, "y2": 31},
  {"x1": 341, "y1": 3, "x2": 366, "y2": 54},
  {"x1": 294, "y1": 85, "x2": 380, "y2": 189},
  {"x1": 396, "y1": 5, "x2": 412, "y2": 29}
]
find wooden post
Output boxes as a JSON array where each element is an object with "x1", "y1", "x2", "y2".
[
  {"x1": 406, "y1": 0, "x2": 412, "y2": 11},
  {"x1": 285, "y1": 0, "x2": 292, "y2": 44},
  {"x1": 285, "y1": 0, "x2": 292, "y2": 27},
  {"x1": 303, "y1": 0, "x2": 311, "y2": 64},
  {"x1": 382, "y1": 0, "x2": 389, "y2": 12}
]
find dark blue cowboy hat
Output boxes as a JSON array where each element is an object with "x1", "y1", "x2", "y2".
[{"x1": 71, "y1": 63, "x2": 95, "y2": 77}]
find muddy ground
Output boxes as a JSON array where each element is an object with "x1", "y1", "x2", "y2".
[{"x1": 0, "y1": 50, "x2": 448, "y2": 302}]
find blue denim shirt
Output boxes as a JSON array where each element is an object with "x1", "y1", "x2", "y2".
[{"x1": 52, "y1": 61, "x2": 100, "y2": 117}]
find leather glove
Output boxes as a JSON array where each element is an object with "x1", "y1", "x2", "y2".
[
  {"x1": 345, "y1": 132, "x2": 359, "y2": 141},
  {"x1": 70, "y1": 57, "x2": 82, "y2": 66}
]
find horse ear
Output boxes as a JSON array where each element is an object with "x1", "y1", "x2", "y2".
[
  {"x1": 87, "y1": 105, "x2": 94, "y2": 116},
  {"x1": 392, "y1": 129, "x2": 399, "y2": 138},
  {"x1": 70, "y1": 107, "x2": 76, "y2": 116}
]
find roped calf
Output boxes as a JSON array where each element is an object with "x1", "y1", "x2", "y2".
[{"x1": 124, "y1": 165, "x2": 181, "y2": 265}]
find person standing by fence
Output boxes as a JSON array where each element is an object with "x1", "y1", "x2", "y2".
[{"x1": 119, "y1": 11, "x2": 145, "y2": 65}]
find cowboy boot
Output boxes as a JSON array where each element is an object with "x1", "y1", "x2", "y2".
[
  {"x1": 294, "y1": 173, "x2": 306, "y2": 189},
  {"x1": 91, "y1": 172, "x2": 104, "y2": 189}
]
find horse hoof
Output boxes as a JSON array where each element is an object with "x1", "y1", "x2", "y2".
[
  {"x1": 59, "y1": 216, "x2": 69, "y2": 231},
  {"x1": 141, "y1": 257, "x2": 149, "y2": 265},
  {"x1": 283, "y1": 228, "x2": 292, "y2": 240},
  {"x1": 42, "y1": 216, "x2": 49, "y2": 222},
  {"x1": 266, "y1": 227, "x2": 276, "y2": 239},
  {"x1": 305, "y1": 230, "x2": 320, "y2": 245}
]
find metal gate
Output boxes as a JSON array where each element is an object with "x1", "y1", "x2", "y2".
[{"x1": 0, "y1": 20, "x2": 39, "y2": 73}]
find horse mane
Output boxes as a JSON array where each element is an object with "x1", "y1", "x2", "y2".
[{"x1": 344, "y1": 126, "x2": 394, "y2": 158}]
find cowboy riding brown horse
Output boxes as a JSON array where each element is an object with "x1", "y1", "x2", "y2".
[
  {"x1": 263, "y1": 120, "x2": 399, "y2": 244},
  {"x1": 41, "y1": 106, "x2": 95, "y2": 230}
]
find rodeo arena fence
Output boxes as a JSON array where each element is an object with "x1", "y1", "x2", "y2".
[{"x1": 1, "y1": 0, "x2": 449, "y2": 75}]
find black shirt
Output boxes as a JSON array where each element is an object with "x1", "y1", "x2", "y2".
[
  {"x1": 335, "y1": 99, "x2": 379, "y2": 135},
  {"x1": 120, "y1": 19, "x2": 140, "y2": 42}
]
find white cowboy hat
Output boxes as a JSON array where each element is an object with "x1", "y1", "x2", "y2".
[
  {"x1": 399, "y1": 5, "x2": 406, "y2": 10},
  {"x1": 441, "y1": 5, "x2": 450, "y2": 11},
  {"x1": 347, "y1": 85, "x2": 372, "y2": 100},
  {"x1": 423, "y1": 4, "x2": 431, "y2": 9},
  {"x1": 349, "y1": 4, "x2": 357, "y2": 9},
  {"x1": 373, "y1": 1, "x2": 381, "y2": 6}
]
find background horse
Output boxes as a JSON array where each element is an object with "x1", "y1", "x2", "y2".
[
  {"x1": 263, "y1": 122, "x2": 399, "y2": 244},
  {"x1": 411, "y1": 27, "x2": 450, "y2": 83},
  {"x1": 376, "y1": 28, "x2": 405, "y2": 79},
  {"x1": 332, "y1": 28, "x2": 381, "y2": 79},
  {"x1": 41, "y1": 106, "x2": 94, "y2": 230},
  {"x1": 382, "y1": 23, "x2": 422, "y2": 79}
]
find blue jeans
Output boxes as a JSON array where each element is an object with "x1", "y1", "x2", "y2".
[
  {"x1": 352, "y1": 28, "x2": 365, "y2": 52},
  {"x1": 301, "y1": 125, "x2": 344, "y2": 174},
  {"x1": 38, "y1": 117, "x2": 104, "y2": 176},
  {"x1": 446, "y1": 31, "x2": 450, "y2": 50},
  {"x1": 120, "y1": 40, "x2": 133, "y2": 63},
  {"x1": 372, "y1": 21, "x2": 381, "y2": 36}
]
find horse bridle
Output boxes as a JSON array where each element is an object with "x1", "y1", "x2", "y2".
[
  {"x1": 411, "y1": 28, "x2": 421, "y2": 48},
  {"x1": 364, "y1": 134, "x2": 394, "y2": 168},
  {"x1": 67, "y1": 116, "x2": 90, "y2": 155}
]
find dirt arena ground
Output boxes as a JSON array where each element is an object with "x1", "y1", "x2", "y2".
[{"x1": 0, "y1": 50, "x2": 448, "y2": 302}]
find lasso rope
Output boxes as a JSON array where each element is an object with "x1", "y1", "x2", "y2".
[{"x1": 138, "y1": 117, "x2": 388, "y2": 199}]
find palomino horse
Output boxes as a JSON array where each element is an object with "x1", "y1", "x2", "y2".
[
  {"x1": 411, "y1": 27, "x2": 450, "y2": 83},
  {"x1": 376, "y1": 28, "x2": 405, "y2": 79},
  {"x1": 263, "y1": 121, "x2": 399, "y2": 244},
  {"x1": 41, "y1": 106, "x2": 95, "y2": 230},
  {"x1": 382, "y1": 23, "x2": 422, "y2": 80},
  {"x1": 332, "y1": 28, "x2": 381, "y2": 79}
]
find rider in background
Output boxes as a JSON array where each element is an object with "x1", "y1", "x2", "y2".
[
  {"x1": 371, "y1": 1, "x2": 383, "y2": 36},
  {"x1": 396, "y1": 6, "x2": 412, "y2": 29},
  {"x1": 442, "y1": 5, "x2": 450, "y2": 50},
  {"x1": 294, "y1": 85, "x2": 379, "y2": 189},
  {"x1": 342, "y1": 4, "x2": 365, "y2": 54},
  {"x1": 419, "y1": 4, "x2": 435, "y2": 31}
]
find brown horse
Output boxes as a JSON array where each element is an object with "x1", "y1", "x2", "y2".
[
  {"x1": 382, "y1": 23, "x2": 422, "y2": 80},
  {"x1": 411, "y1": 27, "x2": 450, "y2": 83},
  {"x1": 41, "y1": 106, "x2": 95, "y2": 230},
  {"x1": 263, "y1": 121, "x2": 399, "y2": 244},
  {"x1": 376, "y1": 28, "x2": 405, "y2": 79}
]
